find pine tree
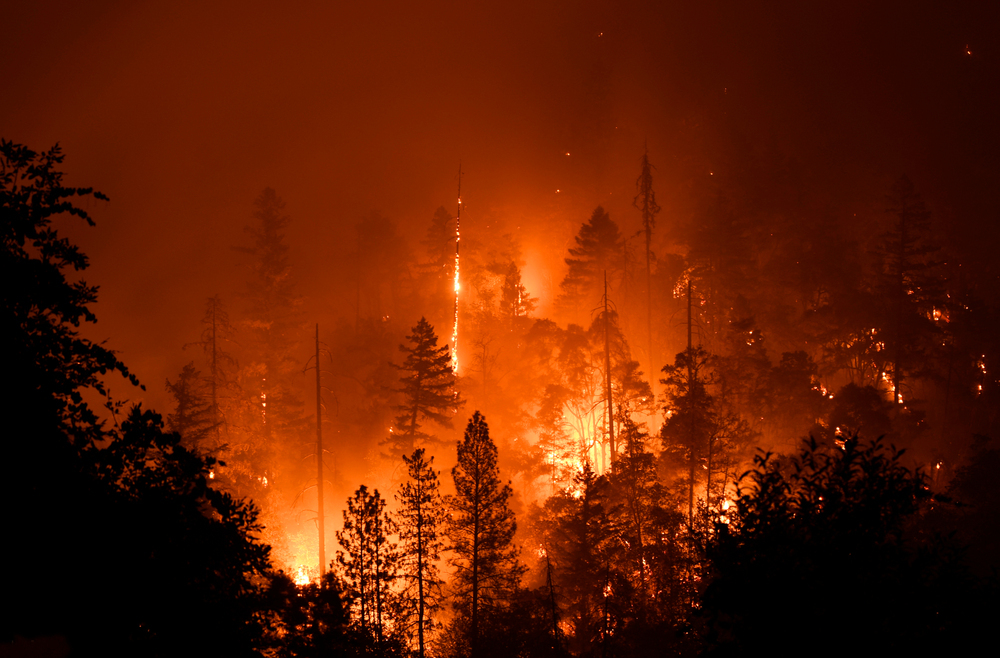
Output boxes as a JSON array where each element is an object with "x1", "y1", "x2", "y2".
[
  {"x1": 557, "y1": 207, "x2": 622, "y2": 320},
  {"x1": 336, "y1": 485, "x2": 399, "y2": 647},
  {"x1": 395, "y1": 448, "x2": 446, "y2": 658},
  {"x1": 542, "y1": 463, "x2": 613, "y2": 654},
  {"x1": 875, "y1": 175, "x2": 945, "y2": 404},
  {"x1": 499, "y1": 261, "x2": 536, "y2": 322},
  {"x1": 422, "y1": 206, "x2": 456, "y2": 277},
  {"x1": 184, "y1": 295, "x2": 237, "y2": 449},
  {"x1": 633, "y1": 146, "x2": 661, "y2": 379},
  {"x1": 608, "y1": 418, "x2": 681, "y2": 624},
  {"x1": 384, "y1": 317, "x2": 462, "y2": 458},
  {"x1": 352, "y1": 211, "x2": 414, "y2": 323},
  {"x1": 233, "y1": 187, "x2": 305, "y2": 490},
  {"x1": 660, "y1": 346, "x2": 717, "y2": 524},
  {"x1": 165, "y1": 362, "x2": 216, "y2": 451},
  {"x1": 448, "y1": 412, "x2": 525, "y2": 657}
]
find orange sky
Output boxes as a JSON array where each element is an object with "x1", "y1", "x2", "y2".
[{"x1": 4, "y1": 0, "x2": 998, "y2": 412}]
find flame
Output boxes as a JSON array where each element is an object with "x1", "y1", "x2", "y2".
[
  {"x1": 452, "y1": 193, "x2": 461, "y2": 372},
  {"x1": 719, "y1": 498, "x2": 732, "y2": 525},
  {"x1": 294, "y1": 565, "x2": 311, "y2": 587}
]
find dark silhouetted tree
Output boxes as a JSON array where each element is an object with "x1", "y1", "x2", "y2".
[
  {"x1": 541, "y1": 463, "x2": 613, "y2": 654},
  {"x1": 266, "y1": 570, "x2": 352, "y2": 657},
  {"x1": 384, "y1": 317, "x2": 462, "y2": 458},
  {"x1": 660, "y1": 346, "x2": 717, "y2": 523},
  {"x1": 875, "y1": 175, "x2": 945, "y2": 404},
  {"x1": 395, "y1": 448, "x2": 446, "y2": 658},
  {"x1": 701, "y1": 436, "x2": 978, "y2": 655},
  {"x1": 633, "y1": 146, "x2": 661, "y2": 377},
  {"x1": 448, "y1": 412, "x2": 525, "y2": 657},
  {"x1": 232, "y1": 187, "x2": 306, "y2": 497},
  {"x1": 185, "y1": 294, "x2": 237, "y2": 449},
  {"x1": 499, "y1": 260, "x2": 536, "y2": 322},
  {"x1": 337, "y1": 485, "x2": 399, "y2": 648},
  {"x1": 558, "y1": 206, "x2": 622, "y2": 321},
  {"x1": 165, "y1": 361, "x2": 216, "y2": 451}
]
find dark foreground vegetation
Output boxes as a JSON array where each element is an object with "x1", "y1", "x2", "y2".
[{"x1": 4, "y1": 141, "x2": 1000, "y2": 657}]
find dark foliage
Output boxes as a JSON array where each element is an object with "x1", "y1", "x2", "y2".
[
  {"x1": 448, "y1": 412, "x2": 525, "y2": 657},
  {"x1": 2, "y1": 140, "x2": 275, "y2": 655},
  {"x1": 700, "y1": 435, "x2": 984, "y2": 656},
  {"x1": 385, "y1": 317, "x2": 461, "y2": 457}
]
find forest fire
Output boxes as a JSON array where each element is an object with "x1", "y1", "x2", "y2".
[
  {"x1": 293, "y1": 566, "x2": 311, "y2": 587},
  {"x1": 6, "y1": 1, "x2": 1000, "y2": 655}
]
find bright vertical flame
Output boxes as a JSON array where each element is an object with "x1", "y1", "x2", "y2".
[{"x1": 452, "y1": 169, "x2": 462, "y2": 372}]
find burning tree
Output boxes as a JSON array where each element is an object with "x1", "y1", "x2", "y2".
[
  {"x1": 539, "y1": 463, "x2": 614, "y2": 654},
  {"x1": 874, "y1": 174, "x2": 946, "y2": 404},
  {"x1": 447, "y1": 412, "x2": 525, "y2": 657},
  {"x1": 384, "y1": 317, "x2": 462, "y2": 458}
]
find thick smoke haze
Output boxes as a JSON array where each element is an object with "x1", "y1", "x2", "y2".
[
  {"x1": 7, "y1": 1, "x2": 1000, "y2": 654},
  {"x1": 5, "y1": 0, "x2": 997, "y2": 415}
]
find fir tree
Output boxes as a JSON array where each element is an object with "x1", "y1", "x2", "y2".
[
  {"x1": 395, "y1": 448, "x2": 446, "y2": 658},
  {"x1": 165, "y1": 362, "x2": 216, "y2": 451},
  {"x1": 184, "y1": 295, "x2": 237, "y2": 449},
  {"x1": 384, "y1": 317, "x2": 462, "y2": 458},
  {"x1": 876, "y1": 175, "x2": 945, "y2": 404},
  {"x1": 660, "y1": 346, "x2": 717, "y2": 524},
  {"x1": 542, "y1": 463, "x2": 613, "y2": 654},
  {"x1": 633, "y1": 146, "x2": 661, "y2": 377},
  {"x1": 233, "y1": 187, "x2": 305, "y2": 492},
  {"x1": 608, "y1": 418, "x2": 682, "y2": 625},
  {"x1": 558, "y1": 207, "x2": 622, "y2": 321},
  {"x1": 336, "y1": 485, "x2": 399, "y2": 647},
  {"x1": 448, "y1": 412, "x2": 525, "y2": 657},
  {"x1": 499, "y1": 260, "x2": 536, "y2": 322}
]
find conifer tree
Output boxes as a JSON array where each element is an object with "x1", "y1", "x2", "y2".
[
  {"x1": 608, "y1": 418, "x2": 680, "y2": 621},
  {"x1": 395, "y1": 448, "x2": 446, "y2": 658},
  {"x1": 660, "y1": 346, "x2": 717, "y2": 524},
  {"x1": 558, "y1": 207, "x2": 622, "y2": 320},
  {"x1": 542, "y1": 463, "x2": 613, "y2": 654},
  {"x1": 448, "y1": 412, "x2": 525, "y2": 657},
  {"x1": 233, "y1": 188, "x2": 305, "y2": 491},
  {"x1": 336, "y1": 485, "x2": 399, "y2": 647},
  {"x1": 633, "y1": 146, "x2": 661, "y2": 378},
  {"x1": 185, "y1": 295, "x2": 237, "y2": 447},
  {"x1": 876, "y1": 175, "x2": 945, "y2": 404},
  {"x1": 165, "y1": 362, "x2": 215, "y2": 451},
  {"x1": 384, "y1": 317, "x2": 462, "y2": 458},
  {"x1": 499, "y1": 261, "x2": 536, "y2": 322},
  {"x1": 422, "y1": 206, "x2": 455, "y2": 277}
]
